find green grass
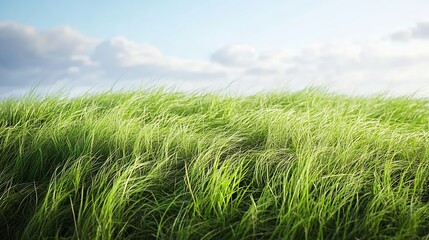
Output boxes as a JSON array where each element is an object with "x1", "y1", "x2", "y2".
[{"x1": 1, "y1": 88, "x2": 429, "y2": 239}]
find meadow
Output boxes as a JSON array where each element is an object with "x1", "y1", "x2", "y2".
[{"x1": 1, "y1": 89, "x2": 428, "y2": 239}]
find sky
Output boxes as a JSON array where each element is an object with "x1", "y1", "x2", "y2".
[{"x1": 1, "y1": 1, "x2": 429, "y2": 97}]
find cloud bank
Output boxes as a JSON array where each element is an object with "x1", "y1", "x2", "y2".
[{"x1": 0, "y1": 21, "x2": 428, "y2": 97}]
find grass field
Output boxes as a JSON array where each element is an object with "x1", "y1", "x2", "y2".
[{"x1": 1, "y1": 89, "x2": 429, "y2": 239}]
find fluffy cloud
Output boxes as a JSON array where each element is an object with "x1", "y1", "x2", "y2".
[
  {"x1": 0, "y1": 22, "x2": 95, "y2": 88},
  {"x1": 211, "y1": 44, "x2": 258, "y2": 67},
  {"x1": 92, "y1": 37, "x2": 162, "y2": 68},
  {"x1": 0, "y1": 22, "x2": 230, "y2": 96},
  {"x1": 1, "y1": 21, "x2": 429, "y2": 97},
  {"x1": 390, "y1": 22, "x2": 429, "y2": 41},
  {"x1": 207, "y1": 41, "x2": 429, "y2": 96},
  {"x1": 92, "y1": 37, "x2": 228, "y2": 80},
  {"x1": 0, "y1": 22, "x2": 93, "y2": 69}
]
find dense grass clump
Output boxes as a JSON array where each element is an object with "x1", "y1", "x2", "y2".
[{"x1": 1, "y1": 89, "x2": 429, "y2": 239}]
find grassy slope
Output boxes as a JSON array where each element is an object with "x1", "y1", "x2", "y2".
[{"x1": 0, "y1": 89, "x2": 429, "y2": 239}]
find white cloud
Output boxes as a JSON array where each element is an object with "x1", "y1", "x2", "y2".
[
  {"x1": 211, "y1": 44, "x2": 258, "y2": 67},
  {"x1": 0, "y1": 22, "x2": 231, "y2": 96},
  {"x1": 0, "y1": 22, "x2": 96, "y2": 88},
  {"x1": 0, "y1": 22, "x2": 94, "y2": 69},
  {"x1": 0, "y1": 21, "x2": 429, "y2": 98},
  {"x1": 206, "y1": 40, "x2": 429, "y2": 96},
  {"x1": 390, "y1": 21, "x2": 429, "y2": 41},
  {"x1": 91, "y1": 37, "x2": 230, "y2": 81},
  {"x1": 92, "y1": 37, "x2": 162, "y2": 68}
]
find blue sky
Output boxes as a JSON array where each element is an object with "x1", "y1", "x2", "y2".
[{"x1": 1, "y1": 1, "x2": 429, "y2": 97}]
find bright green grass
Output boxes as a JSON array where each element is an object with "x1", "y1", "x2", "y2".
[{"x1": 1, "y1": 89, "x2": 429, "y2": 239}]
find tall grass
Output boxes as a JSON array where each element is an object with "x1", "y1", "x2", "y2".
[{"x1": 0, "y1": 89, "x2": 428, "y2": 239}]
